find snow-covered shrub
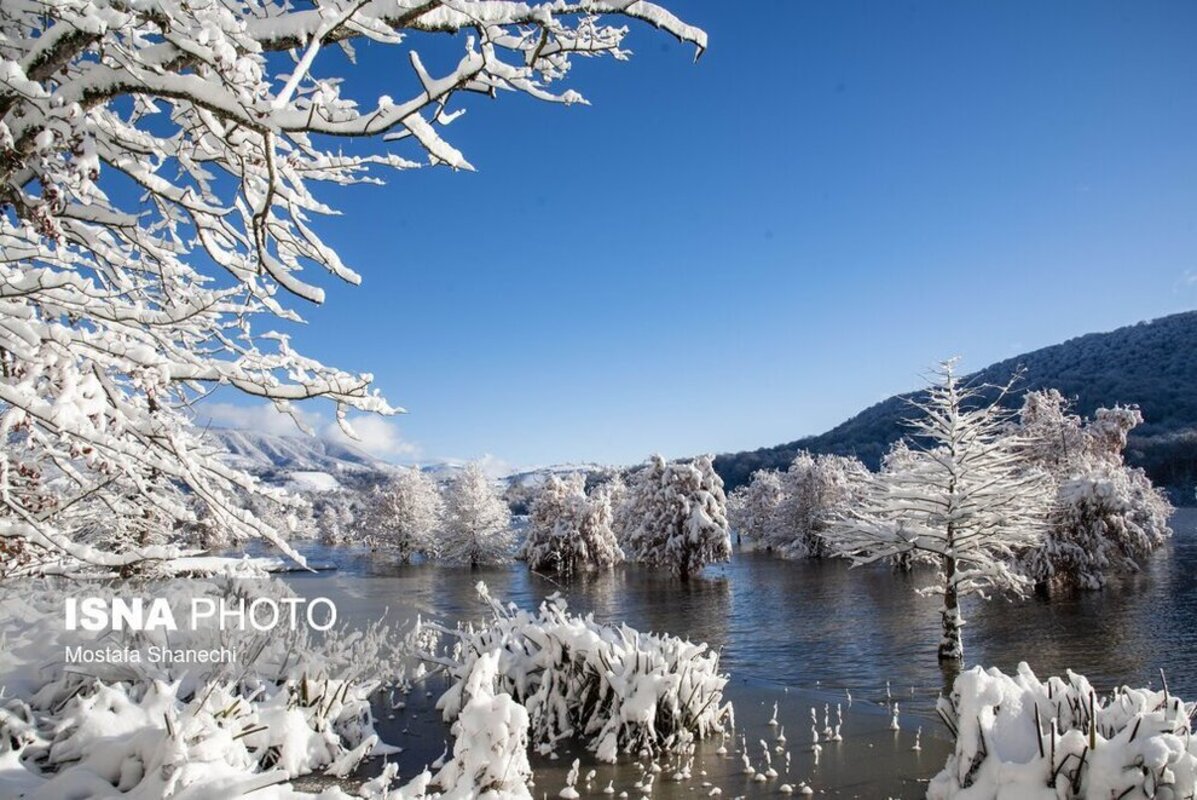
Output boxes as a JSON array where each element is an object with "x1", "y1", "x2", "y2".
[
  {"x1": 422, "y1": 584, "x2": 733, "y2": 763},
  {"x1": 1017, "y1": 391, "x2": 1173, "y2": 590},
  {"x1": 826, "y1": 361, "x2": 1051, "y2": 661},
  {"x1": 621, "y1": 454, "x2": 731, "y2": 580},
  {"x1": 930, "y1": 663, "x2": 1197, "y2": 800},
  {"x1": 1027, "y1": 467, "x2": 1173, "y2": 591},
  {"x1": 0, "y1": 578, "x2": 410, "y2": 797},
  {"x1": 429, "y1": 649, "x2": 533, "y2": 800},
  {"x1": 362, "y1": 469, "x2": 445, "y2": 561},
  {"x1": 312, "y1": 491, "x2": 361, "y2": 546},
  {"x1": 440, "y1": 463, "x2": 514, "y2": 567},
  {"x1": 519, "y1": 474, "x2": 623, "y2": 575}
]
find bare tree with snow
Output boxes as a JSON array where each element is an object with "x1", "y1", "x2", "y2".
[
  {"x1": 825, "y1": 361, "x2": 1051, "y2": 661},
  {"x1": 362, "y1": 468, "x2": 443, "y2": 562},
  {"x1": 440, "y1": 463, "x2": 513, "y2": 567},
  {"x1": 1017, "y1": 390, "x2": 1173, "y2": 590},
  {"x1": 0, "y1": 1, "x2": 706, "y2": 576},
  {"x1": 622, "y1": 454, "x2": 730, "y2": 581},
  {"x1": 519, "y1": 473, "x2": 623, "y2": 575}
]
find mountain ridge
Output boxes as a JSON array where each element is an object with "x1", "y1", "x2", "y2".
[{"x1": 713, "y1": 310, "x2": 1197, "y2": 503}]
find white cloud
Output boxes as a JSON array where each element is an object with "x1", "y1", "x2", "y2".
[
  {"x1": 200, "y1": 402, "x2": 420, "y2": 463},
  {"x1": 200, "y1": 402, "x2": 320, "y2": 437},
  {"x1": 323, "y1": 415, "x2": 420, "y2": 460},
  {"x1": 437, "y1": 453, "x2": 519, "y2": 479}
]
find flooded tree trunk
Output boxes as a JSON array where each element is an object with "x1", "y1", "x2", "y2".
[{"x1": 938, "y1": 553, "x2": 964, "y2": 661}]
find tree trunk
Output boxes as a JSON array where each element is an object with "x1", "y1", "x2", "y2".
[{"x1": 938, "y1": 554, "x2": 964, "y2": 661}]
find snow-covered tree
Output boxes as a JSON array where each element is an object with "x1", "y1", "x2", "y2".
[
  {"x1": 519, "y1": 474, "x2": 623, "y2": 575},
  {"x1": 596, "y1": 472, "x2": 629, "y2": 514},
  {"x1": 622, "y1": 454, "x2": 730, "y2": 581},
  {"x1": 825, "y1": 361, "x2": 1051, "y2": 661},
  {"x1": 362, "y1": 468, "x2": 443, "y2": 561},
  {"x1": 875, "y1": 439, "x2": 938, "y2": 573},
  {"x1": 0, "y1": 2, "x2": 705, "y2": 576},
  {"x1": 313, "y1": 490, "x2": 359, "y2": 546},
  {"x1": 441, "y1": 463, "x2": 513, "y2": 567},
  {"x1": 727, "y1": 453, "x2": 866, "y2": 557},
  {"x1": 502, "y1": 479, "x2": 539, "y2": 517},
  {"x1": 771, "y1": 452, "x2": 868, "y2": 559},
  {"x1": 1017, "y1": 390, "x2": 1173, "y2": 590},
  {"x1": 727, "y1": 469, "x2": 784, "y2": 546}
]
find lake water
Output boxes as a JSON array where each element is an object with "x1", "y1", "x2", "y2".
[
  {"x1": 290, "y1": 508, "x2": 1197, "y2": 717},
  {"x1": 284, "y1": 509, "x2": 1197, "y2": 798}
]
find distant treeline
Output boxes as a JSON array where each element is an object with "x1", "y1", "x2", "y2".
[{"x1": 714, "y1": 311, "x2": 1197, "y2": 504}]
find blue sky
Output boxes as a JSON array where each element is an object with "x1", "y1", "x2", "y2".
[{"x1": 206, "y1": 0, "x2": 1197, "y2": 470}]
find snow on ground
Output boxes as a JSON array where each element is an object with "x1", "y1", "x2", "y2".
[
  {"x1": 930, "y1": 662, "x2": 1197, "y2": 799},
  {"x1": 286, "y1": 471, "x2": 344, "y2": 493}
]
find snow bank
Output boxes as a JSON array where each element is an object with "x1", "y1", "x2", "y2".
[
  {"x1": 929, "y1": 663, "x2": 1197, "y2": 800},
  {"x1": 286, "y1": 471, "x2": 344, "y2": 493},
  {"x1": 422, "y1": 583, "x2": 733, "y2": 763}
]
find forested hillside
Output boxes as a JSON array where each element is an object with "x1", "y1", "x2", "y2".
[{"x1": 715, "y1": 311, "x2": 1197, "y2": 502}]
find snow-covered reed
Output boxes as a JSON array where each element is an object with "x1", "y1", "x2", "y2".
[
  {"x1": 420, "y1": 649, "x2": 533, "y2": 800},
  {"x1": 0, "y1": 578, "x2": 408, "y2": 798},
  {"x1": 422, "y1": 583, "x2": 733, "y2": 762},
  {"x1": 930, "y1": 663, "x2": 1197, "y2": 799}
]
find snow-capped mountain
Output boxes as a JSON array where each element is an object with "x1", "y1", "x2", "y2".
[
  {"x1": 206, "y1": 429, "x2": 612, "y2": 494},
  {"x1": 207, "y1": 429, "x2": 393, "y2": 486},
  {"x1": 502, "y1": 463, "x2": 612, "y2": 488}
]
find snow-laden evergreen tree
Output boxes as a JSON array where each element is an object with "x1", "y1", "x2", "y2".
[
  {"x1": 1017, "y1": 390, "x2": 1172, "y2": 590},
  {"x1": 502, "y1": 479, "x2": 539, "y2": 517},
  {"x1": 0, "y1": 1, "x2": 705, "y2": 576},
  {"x1": 321, "y1": 491, "x2": 360, "y2": 545},
  {"x1": 519, "y1": 474, "x2": 623, "y2": 575},
  {"x1": 825, "y1": 361, "x2": 1051, "y2": 661},
  {"x1": 622, "y1": 454, "x2": 730, "y2": 580},
  {"x1": 727, "y1": 469, "x2": 784, "y2": 546},
  {"x1": 441, "y1": 463, "x2": 513, "y2": 567},
  {"x1": 727, "y1": 453, "x2": 865, "y2": 557},
  {"x1": 771, "y1": 452, "x2": 868, "y2": 559},
  {"x1": 362, "y1": 468, "x2": 443, "y2": 561}
]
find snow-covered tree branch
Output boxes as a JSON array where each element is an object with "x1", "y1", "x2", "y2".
[{"x1": 0, "y1": 0, "x2": 706, "y2": 574}]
